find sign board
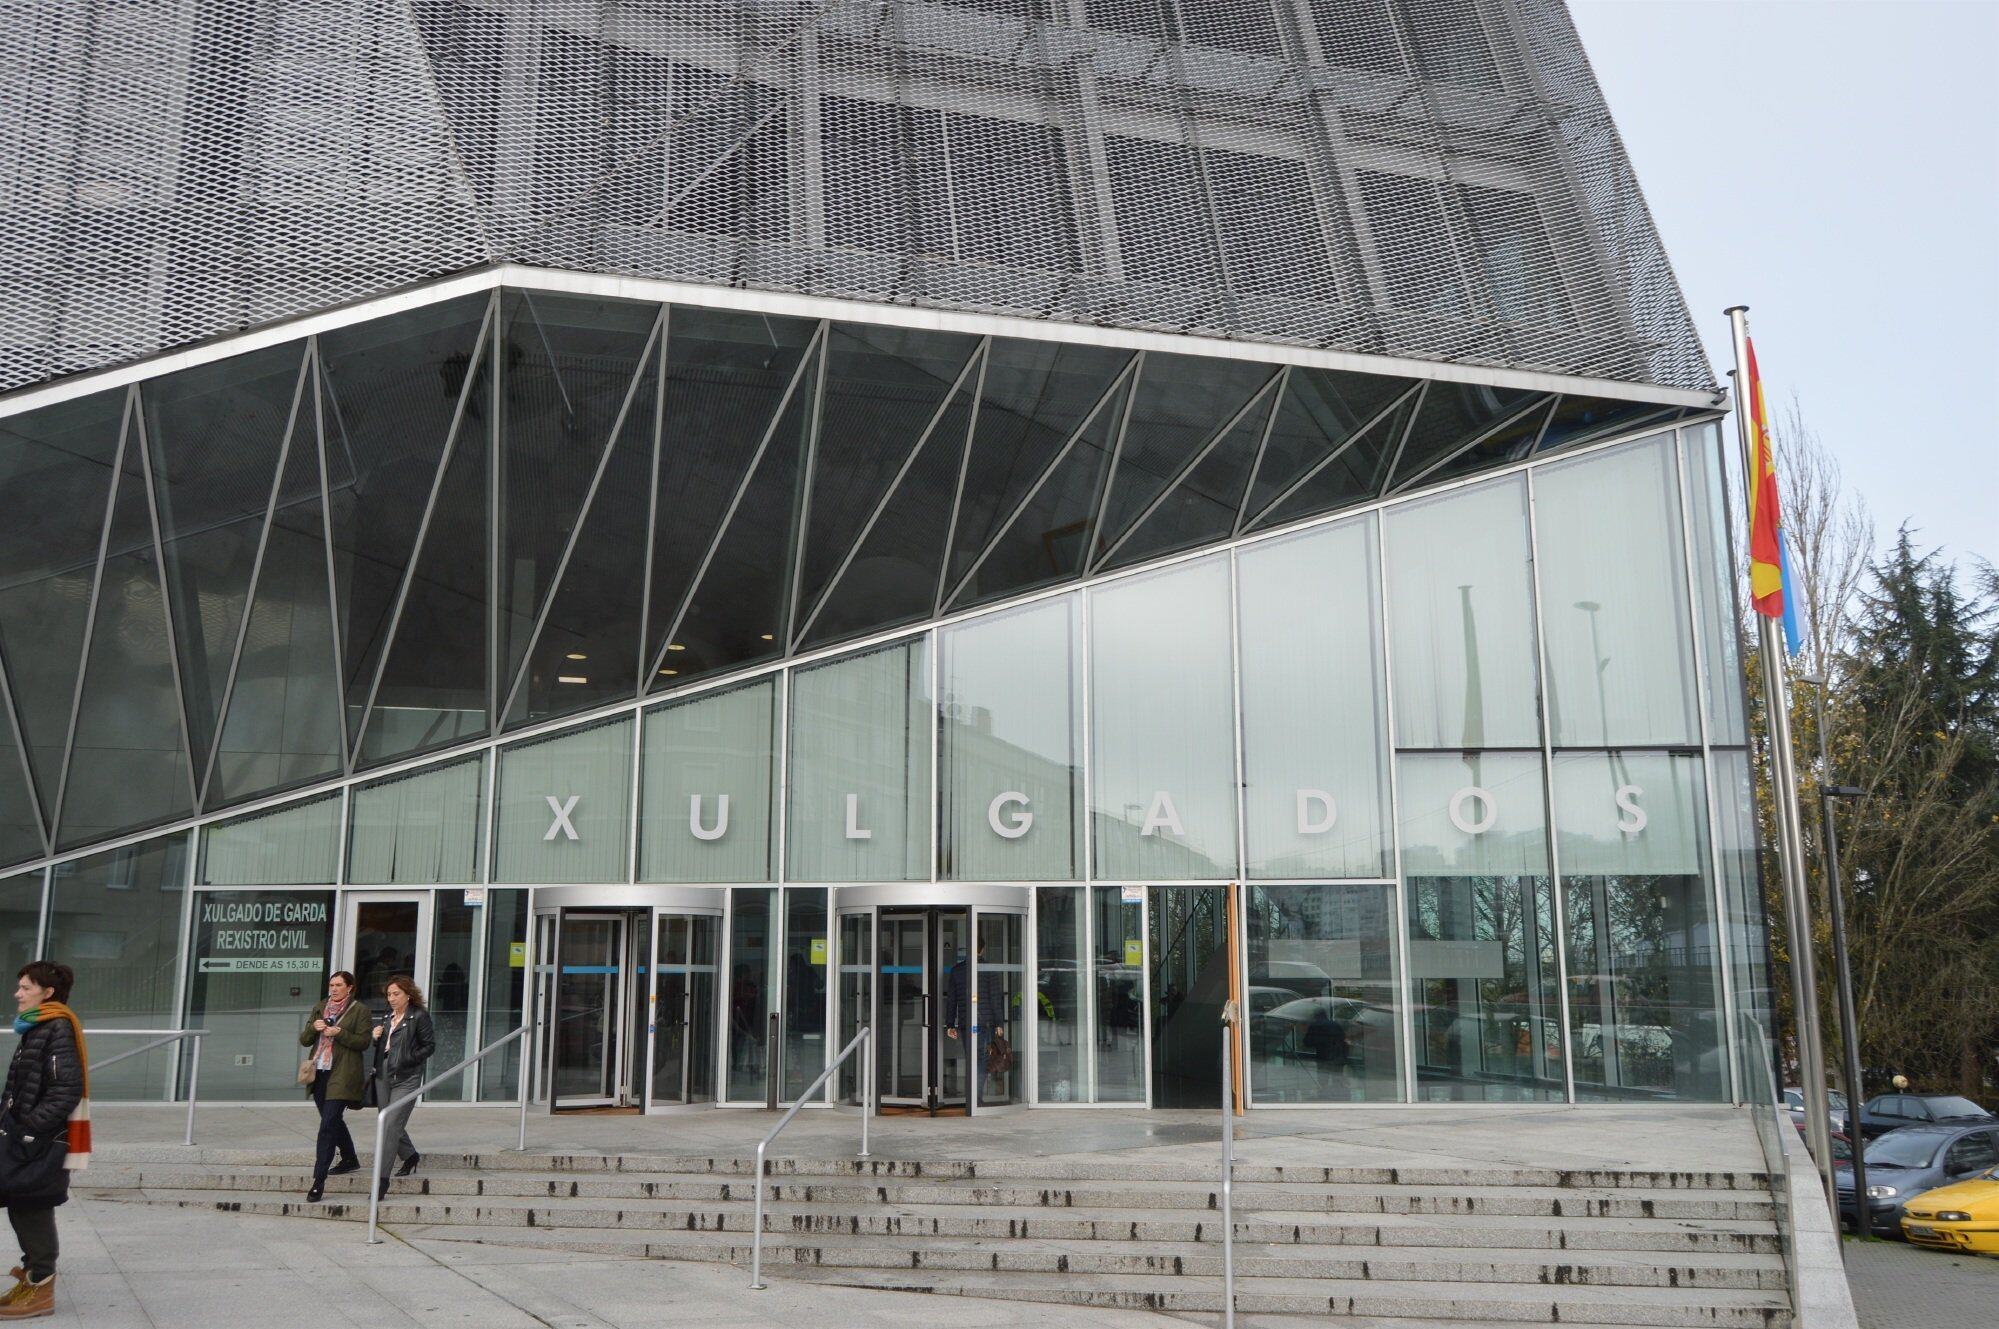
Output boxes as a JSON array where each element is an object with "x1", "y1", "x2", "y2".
[
  {"x1": 1120, "y1": 885, "x2": 1145, "y2": 904},
  {"x1": 1123, "y1": 939, "x2": 1142, "y2": 967},
  {"x1": 809, "y1": 937, "x2": 828, "y2": 965},
  {"x1": 191, "y1": 893, "x2": 331, "y2": 977},
  {"x1": 463, "y1": 888, "x2": 485, "y2": 907},
  {"x1": 508, "y1": 941, "x2": 526, "y2": 968}
]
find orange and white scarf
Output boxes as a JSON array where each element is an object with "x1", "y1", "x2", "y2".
[{"x1": 18, "y1": 1003, "x2": 90, "y2": 1169}]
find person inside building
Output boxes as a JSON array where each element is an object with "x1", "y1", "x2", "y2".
[
  {"x1": 300, "y1": 970, "x2": 370, "y2": 1203},
  {"x1": 371, "y1": 974, "x2": 435, "y2": 1200},
  {"x1": 944, "y1": 940, "x2": 1005, "y2": 1106},
  {"x1": 1, "y1": 961, "x2": 88, "y2": 1320}
]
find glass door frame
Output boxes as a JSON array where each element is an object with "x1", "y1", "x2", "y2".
[
  {"x1": 644, "y1": 905, "x2": 723, "y2": 1114},
  {"x1": 337, "y1": 888, "x2": 435, "y2": 1012}
]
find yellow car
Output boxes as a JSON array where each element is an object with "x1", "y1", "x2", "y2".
[{"x1": 1900, "y1": 1167, "x2": 1999, "y2": 1253}]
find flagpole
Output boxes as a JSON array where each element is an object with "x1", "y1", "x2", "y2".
[{"x1": 1725, "y1": 305, "x2": 1837, "y2": 1215}]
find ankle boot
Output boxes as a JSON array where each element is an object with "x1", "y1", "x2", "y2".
[
  {"x1": 306, "y1": 1179, "x2": 325, "y2": 1203},
  {"x1": 0, "y1": 1274, "x2": 53, "y2": 1319}
]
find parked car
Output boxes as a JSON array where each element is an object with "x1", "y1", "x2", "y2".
[
  {"x1": 1853, "y1": 1093, "x2": 1995, "y2": 1140},
  {"x1": 1783, "y1": 1087, "x2": 1850, "y2": 1135},
  {"x1": 1899, "y1": 1164, "x2": 1999, "y2": 1254},
  {"x1": 1834, "y1": 1122, "x2": 1999, "y2": 1236}
]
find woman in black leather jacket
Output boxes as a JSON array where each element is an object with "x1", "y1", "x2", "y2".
[
  {"x1": 371, "y1": 974, "x2": 435, "y2": 1198},
  {"x1": 3, "y1": 961, "x2": 85, "y2": 1318}
]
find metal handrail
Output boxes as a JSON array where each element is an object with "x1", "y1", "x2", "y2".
[
  {"x1": 365, "y1": 1024, "x2": 530, "y2": 1244},
  {"x1": 1219, "y1": 1000, "x2": 1237, "y2": 1329},
  {"x1": 749, "y1": 1024, "x2": 873, "y2": 1290},
  {"x1": 2, "y1": 1026, "x2": 208, "y2": 1147}
]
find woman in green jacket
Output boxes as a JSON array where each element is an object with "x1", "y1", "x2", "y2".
[{"x1": 298, "y1": 971, "x2": 370, "y2": 1202}]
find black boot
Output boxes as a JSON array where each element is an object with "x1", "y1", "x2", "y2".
[
  {"x1": 395, "y1": 1153, "x2": 420, "y2": 1178},
  {"x1": 306, "y1": 1179, "x2": 325, "y2": 1203}
]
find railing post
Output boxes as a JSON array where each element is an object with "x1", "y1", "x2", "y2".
[
  {"x1": 366, "y1": 1099, "x2": 389, "y2": 1245},
  {"x1": 750, "y1": 1138, "x2": 769, "y2": 1290},
  {"x1": 183, "y1": 1033, "x2": 202, "y2": 1147},
  {"x1": 516, "y1": 1029, "x2": 529, "y2": 1153},
  {"x1": 765, "y1": 1011, "x2": 780, "y2": 1110},
  {"x1": 748, "y1": 1024, "x2": 869, "y2": 1289},
  {"x1": 859, "y1": 1027, "x2": 871, "y2": 1160}
]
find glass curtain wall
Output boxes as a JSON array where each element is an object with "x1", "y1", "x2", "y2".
[
  {"x1": 787, "y1": 642, "x2": 930, "y2": 881},
  {"x1": 640, "y1": 679, "x2": 778, "y2": 882},
  {"x1": 348, "y1": 756, "x2": 485, "y2": 884},
  {"x1": 0, "y1": 871, "x2": 42, "y2": 977},
  {"x1": 1244, "y1": 883, "x2": 1403, "y2": 1102}
]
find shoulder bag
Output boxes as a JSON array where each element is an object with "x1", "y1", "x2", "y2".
[{"x1": 298, "y1": 1005, "x2": 320, "y2": 1087}]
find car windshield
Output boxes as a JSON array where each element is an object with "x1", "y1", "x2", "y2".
[
  {"x1": 1865, "y1": 1133, "x2": 1942, "y2": 1168},
  {"x1": 1828, "y1": 1091, "x2": 1849, "y2": 1110},
  {"x1": 1926, "y1": 1097, "x2": 1987, "y2": 1118}
]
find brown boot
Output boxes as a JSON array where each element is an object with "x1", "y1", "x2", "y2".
[{"x1": 0, "y1": 1274, "x2": 52, "y2": 1318}]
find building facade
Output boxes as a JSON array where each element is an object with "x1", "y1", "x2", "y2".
[{"x1": 0, "y1": 1, "x2": 1765, "y2": 1114}]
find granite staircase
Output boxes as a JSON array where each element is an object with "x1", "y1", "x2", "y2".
[{"x1": 81, "y1": 1148, "x2": 1792, "y2": 1326}]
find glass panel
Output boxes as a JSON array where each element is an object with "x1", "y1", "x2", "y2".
[
  {"x1": 497, "y1": 292, "x2": 660, "y2": 696},
  {"x1": 200, "y1": 795, "x2": 341, "y2": 885},
  {"x1": 880, "y1": 912, "x2": 928, "y2": 1103},
  {"x1": 1245, "y1": 883, "x2": 1404, "y2": 1103},
  {"x1": 646, "y1": 306, "x2": 818, "y2": 673},
  {"x1": 726, "y1": 886, "x2": 777, "y2": 1100},
  {"x1": 1383, "y1": 475, "x2": 1540, "y2": 749},
  {"x1": 1149, "y1": 885, "x2": 1229, "y2": 1108},
  {"x1": 0, "y1": 716, "x2": 40, "y2": 868},
  {"x1": 356, "y1": 338, "x2": 491, "y2": 766},
  {"x1": 835, "y1": 911, "x2": 870, "y2": 1104},
  {"x1": 477, "y1": 888, "x2": 530, "y2": 1099},
  {"x1": 1243, "y1": 367, "x2": 1410, "y2": 526},
  {"x1": 976, "y1": 911, "x2": 1024, "y2": 1107},
  {"x1": 513, "y1": 326, "x2": 661, "y2": 723},
  {"x1": 1535, "y1": 436, "x2": 1699, "y2": 746},
  {"x1": 349, "y1": 897, "x2": 422, "y2": 1008},
  {"x1": 1415, "y1": 397, "x2": 1553, "y2": 492},
  {"x1": 210, "y1": 419, "x2": 344, "y2": 804},
  {"x1": 1092, "y1": 884, "x2": 1146, "y2": 1103},
  {"x1": 429, "y1": 891, "x2": 479, "y2": 1100},
  {"x1": 1712, "y1": 748, "x2": 1771, "y2": 1076},
  {"x1": 945, "y1": 340, "x2": 1133, "y2": 592},
  {"x1": 46, "y1": 835, "x2": 187, "y2": 1100},
  {"x1": 1537, "y1": 397, "x2": 1676, "y2": 456},
  {"x1": 1554, "y1": 751, "x2": 1727, "y2": 1102},
  {"x1": 798, "y1": 326, "x2": 979, "y2": 620},
  {"x1": 1253, "y1": 389, "x2": 1414, "y2": 532},
  {"x1": 1035, "y1": 887, "x2": 1084, "y2": 1103},
  {"x1": 1684, "y1": 422, "x2": 1748, "y2": 744},
  {"x1": 0, "y1": 391, "x2": 126, "y2": 804},
  {"x1": 1102, "y1": 384, "x2": 1274, "y2": 572},
  {"x1": 1388, "y1": 381, "x2": 1536, "y2": 491},
  {"x1": 493, "y1": 716, "x2": 635, "y2": 884},
  {"x1": 1238, "y1": 515, "x2": 1392, "y2": 879},
  {"x1": 652, "y1": 913, "x2": 719, "y2": 1105},
  {"x1": 348, "y1": 755, "x2": 485, "y2": 885},
  {"x1": 145, "y1": 343, "x2": 310, "y2": 767},
  {"x1": 61, "y1": 429, "x2": 195, "y2": 850},
  {"x1": 0, "y1": 870, "x2": 43, "y2": 976},
  {"x1": 553, "y1": 915, "x2": 620, "y2": 1099},
  {"x1": 936, "y1": 908, "x2": 969, "y2": 1104},
  {"x1": 781, "y1": 888, "x2": 828, "y2": 1102},
  {"x1": 1096, "y1": 354, "x2": 1274, "y2": 557},
  {"x1": 638, "y1": 679, "x2": 777, "y2": 883},
  {"x1": 952, "y1": 370, "x2": 1128, "y2": 609},
  {"x1": 939, "y1": 597, "x2": 1083, "y2": 881},
  {"x1": 786, "y1": 640, "x2": 931, "y2": 882},
  {"x1": 1398, "y1": 751, "x2": 1562, "y2": 1102},
  {"x1": 185, "y1": 887, "x2": 335, "y2": 1101},
  {"x1": 322, "y1": 294, "x2": 492, "y2": 725},
  {"x1": 1091, "y1": 558, "x2": 1237, "y2": 880}
]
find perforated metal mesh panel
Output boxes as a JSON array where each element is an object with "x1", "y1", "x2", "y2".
[{"x1": 0, "y1": 0, "x2": 1712, "y2": 397}]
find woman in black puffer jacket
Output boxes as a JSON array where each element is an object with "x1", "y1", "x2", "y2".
[{"x1": 2, "y1": 960, "x2": 86, "y2": 1319}]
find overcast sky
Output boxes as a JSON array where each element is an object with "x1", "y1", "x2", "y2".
[{"x1": 1570, "y1": 0, "x2": 1998, "y2": 568}]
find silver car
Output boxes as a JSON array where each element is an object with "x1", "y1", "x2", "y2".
[{"x1": 1783, "y1": 1087, "x2": 1850, "y2": 1136}]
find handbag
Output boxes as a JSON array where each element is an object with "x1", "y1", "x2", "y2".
[
  {"x1": 0, "y1": 1112, "x2": 68, "y2": 1203},
  {"x1": 986, "y1": 1026, "x2": 1015, "y2": 1077},
  {"x1": 298, "y1": 1005, "x2": 322, "y2": 1086}
]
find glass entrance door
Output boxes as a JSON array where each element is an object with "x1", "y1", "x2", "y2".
[
  {"x1": 879, "y1": 912, "x2": 929, "y2": 1106},
  {"x1": 552, "y1": 912, "x2": 626, "y2": 1106},
  {"x1": 341, "y1": 893, "x2": 431, "y2": 1012},
  {"x1": 649, "y1": 912, "x2": 720, "y2": 1107}
]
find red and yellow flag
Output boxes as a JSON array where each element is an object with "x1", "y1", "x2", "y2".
[{"x1": 1743, "y1": 336, "x2": 1785, "y2": 621}]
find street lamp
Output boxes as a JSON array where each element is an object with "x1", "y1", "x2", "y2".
[{"x1": 1799, "y1": 670, "x2": 1870, "y2": 1237}]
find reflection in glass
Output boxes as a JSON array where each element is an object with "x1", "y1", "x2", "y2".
[
  {"x1": 1096, "y1": 353, "x2": 1273, "y2": 554},
  {"x1": 1092, "y1": 885, "x2": 1147, "y2": 1102},
  {"x1": 782, "y1": 888, "x2": 828, "y2": 1102},
  {"x1": 1398, "y1": 751, "x2": 1562, "y2": 1101},
  {"x1": 727, "y1": 887, "x2": 777, "y2": 1101},
  {"x1": 1245, "y1": 883, "x2": 1403, "y2": 1103},
  {"x1": 1035, "y1": 887, "x2": 1085, "y2": 1102},
  {"x1": 1148, "y1": 885, "x2": 1228, "y2": 1107},
  {"x1": 1534, "y1": 437, "x2": 1698, "y2": 746},
  {"x1": 48, "y1": 836, "x2": 187, "y2": 1100},
  {"x1": 428, "y1": 892, "x2": 479, "y2": 1100},
  {"x1": 1554, "y1": 752, "x2": 1727, "y2": 1102},
  {"x1": 1711, "y1": 748, "x2": 1771, "y2": 1066},
  {"x1": 640, "y1": 680, "x2": 778, "y2": 883},
  {"x1": 1238, "y1": 516, "x2": 1391, "y2": 878},
  {"x1": 1684, "y1": 422, "x2": 1748, "y2": 744},
  {"x1": 0, "y1": 725, "x2": 41, "y2": 868},
  {"x1": 348, "y1": 756, "x2": 484, "y2": 885},
  {"x1": 1383, "y1": 475, "x2": 1540, "y2": 749},
  {"x1": 492, "y1": 716, "x2": 634, "y2": 884},
  {"x1": 478, "y1": 889, "x2": 530, "y2": 1100},
  {"x1": 976, "y1": 911, "x2": 1024, "y2": 1107},
  {"x1": 652, "y1": 912, "x2": 719, "y2": 1105},
  {"x1": 187, "y1": 886, "x2": 336, "y2": 1102},
  {"x1": 940, "y1": 598, "x2": 1083, "y2": 881},
  {"x1": 0, "y1": 870, "x2": 44, "y2": 979},
  {"x1": 1091, "y1": 558, "x2": 1237, "y2": 879},
  {"x1": 787, "y1": 640, "x2": 931, "y2": 881},
  {"x1": 200, "y1": 795, "x2": 341, "y2": 885}
]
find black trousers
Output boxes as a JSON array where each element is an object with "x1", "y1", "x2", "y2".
[
  {"x1": 7, "y1": 1204, "x2": 56, "y2": 1282},
  {"x1": 310, "y1": 1068, "x2": 358, "y2": 1180}
]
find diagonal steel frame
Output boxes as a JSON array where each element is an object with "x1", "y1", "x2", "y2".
[
  {"x1": 1390, "y1": 394, "x2": 1556, "y2": 497},
  {"x1": 944, "y1": 354, "x2": 1142, "y2": 612},
  {"x1": 514, "y1": 289, "x2": 576, "y2": 421},
  {"x1": 645, "y1": 321, "x2": 828, "y2": 691},
  {"x1": 1238, "y1": 380, "x2": 1423, "y2": 533},
  {"x1": 49, "y1": 393, "x2": 134, "y2": 842},
  {"x1": 1083, "y1": 352, "x2": 1144, "y2": 571},
  {"x1": 931, "y1": 342, "x2": 989, "y2": 618},
  {"x1": 351, "y1": 296, "x2": 499, "y2": 765},
  {"x1": 1231, "y1": 365, "x2": 1291, "y2": 538},
  {"x1": 1373, "y1": 380, "x2": 1431, "y2": 498},
  {"x1": 1092, "y1": 369, "x2": 1284, "y2": 573},
  {"x1": 310, "y1": 343, "x2": 351, "y2": 774},
  {"x1": 782, "y1": 323, "x2": 833, "y2": 650},
  {"x1": 793, "y1": 339, "x2": 988, "y2": 650},
  {"x1": 634, "y1": 308, "x2": 671, "y2": 699},
  {"x1": 196, "y1": 344, "x2": 315, "y2": 807},
  {"x1": 646, "y1": 104, "x2": 787, "y2": 232},
  {"x1": 498, "y1": 308, "x2": 666, "y2": 727},
  {"x1": 132, "y1": 391, "x2": 203, "y2": 820}
]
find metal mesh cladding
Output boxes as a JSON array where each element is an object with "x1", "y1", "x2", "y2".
[{"x1": 0, "y1": 0, "x2": 1713, "y2": 397}]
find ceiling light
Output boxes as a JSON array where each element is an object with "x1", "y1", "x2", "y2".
[
  {"x1": 565, "y1": 652, "x2": 588, "y2": 661},
  {"x1": 667, "y1": 643, "x2": 686, "y2": 652},
  {"x1": 557, "y1": 675, "x2": 588, "y2": 685},
  {"x1": 659, "y1": 668, "x2": 678, "y2": 677},
  {"x1": 760, "y1": 633, "x2": 774, "y2": 641}
]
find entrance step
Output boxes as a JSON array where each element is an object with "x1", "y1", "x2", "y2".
[{"x1": 79, "y1": 1151, "x2": 1793, "y2": 1326}]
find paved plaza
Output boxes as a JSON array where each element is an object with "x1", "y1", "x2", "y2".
[{"x1": 1846, "y1": 1236, "x2": 1998, "y2": 1329}]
